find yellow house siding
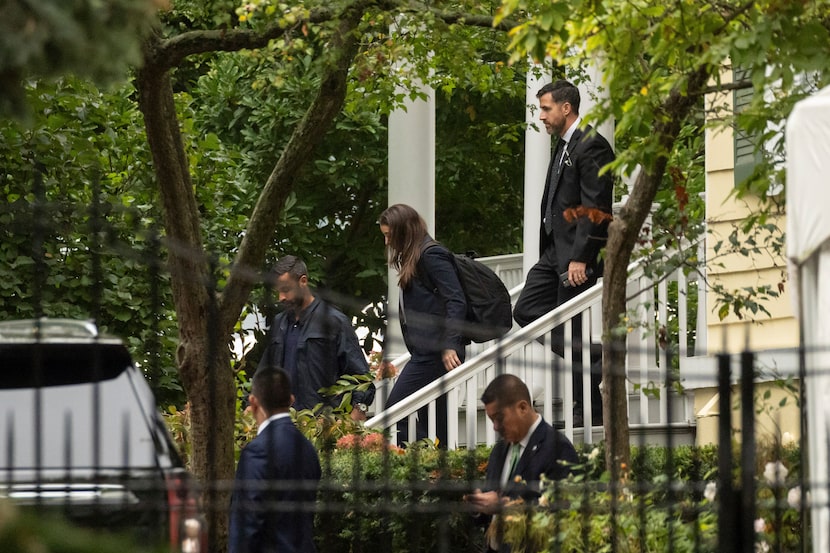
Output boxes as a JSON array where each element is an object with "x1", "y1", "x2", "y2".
[
  {"x1": 704, "y1": 125, "x2": 795, "y2": 353},
  {"x1": 695, "y1": 383, "x2": 801, "y2": 446},
  {"x1": 706, "y1": 317, "x2": 797, "y2": 353},
  {"x1": 693, "y1": 67, "x2": 800, "y2": 445}
]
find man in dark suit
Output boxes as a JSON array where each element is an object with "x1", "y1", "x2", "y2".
[
  {"x1": 513, "y1": 79, "x2": 615, "y2": 424},
  {"x1": 466, "y1": 374, "x2": 578, "y2": 552},
  {"x1": 229, "y1": 367, "x2": 322, "y2": 553}
]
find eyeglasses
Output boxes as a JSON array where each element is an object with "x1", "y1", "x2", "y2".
[{"x1": 563, "y1": 148, "x2": 572, "y2": 167}]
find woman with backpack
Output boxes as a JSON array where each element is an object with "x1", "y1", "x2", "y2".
[{"x1": 379, "y1": 203, "x2": 467, "y2": 448}]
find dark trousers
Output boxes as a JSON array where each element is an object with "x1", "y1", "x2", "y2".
[
  {"x1": 386, "y1": 354, "x2": 451, "y2": 447},
  {"x1": 513, "y1": 245, "x2": 603, "y2": 422}
]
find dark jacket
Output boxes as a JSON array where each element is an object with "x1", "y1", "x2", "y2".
[
  {"x1": 484, "y1": 418, "x2": 578, "y2": 500},
  {"x1": 229, "y1": 416, "x2": 322, "y2": 553},
  {"x1": 257, "y1": 299, "x2": 375, "y2": 410},
  {"x1": 401, "y1": 237, "x2": 467, "y2": 358},
  {"x1": 480, "y1": 419, "x2": 579, "y2": 553},
  {"x1": 539, "y1": 124, "x2": 615, "y2": 270}
]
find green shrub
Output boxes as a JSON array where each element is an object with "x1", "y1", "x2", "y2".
[
  {"x1": 315, "y1": 440, "x2": 491, "y2": 553},
  {"x1": 498, "y1": 441, "x2": 803, "y2": 553},
  {"x1": 0, "y1": 500, "x2": 163, "y2": 553},
  {"x1": 162, "y1": 373, "x2": 804, "y2": 553}
]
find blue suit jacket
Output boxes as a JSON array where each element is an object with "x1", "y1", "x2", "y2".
[
  {"x1": 480, "y1": 418, "x2": 578, "y2": 552},
  {"x1": 229, "y1": 416, "x2": 322, "y2": 553},
  {"x1": 484, "y1": 418, "x2": 578, "y2": 499}
]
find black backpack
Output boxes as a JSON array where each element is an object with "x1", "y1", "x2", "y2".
[{"x1": 419, "y1": 241, "x2": 513, "y2": 343}]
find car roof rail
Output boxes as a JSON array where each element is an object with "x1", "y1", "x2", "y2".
[{"x1": 0, "y1": 318, "x2": 100, "y2": 340}]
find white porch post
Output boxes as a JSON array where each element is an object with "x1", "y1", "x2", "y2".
[
  {"x1": 576, "y1": 64, "x2": 615, "y2": 152},
  {"x1": 522, "y1": 69, "x2": 553, "y2": 276},
  {"x1": 386, "y1": 85, "x2": 436, "y2": 359}
]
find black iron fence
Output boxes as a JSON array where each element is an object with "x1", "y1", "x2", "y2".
[
  {"x1": 0, "y1": 346, "x2": 813, "y2": 553},
  {"x1": 0, "y1": 181, "x2": 820, "y2": 553}
]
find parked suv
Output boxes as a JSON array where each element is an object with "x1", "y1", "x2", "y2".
[{"x1": 0, "y1": 318, "x2": 206, "y2": 552}]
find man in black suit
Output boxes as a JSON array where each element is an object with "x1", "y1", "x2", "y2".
[
  {"x1": 466, "y1": 374, "x2": 578, "y2": 552},
  {"x1": 513, "y1": 79, "x2": 615, "y2": 424},
  {"x1": 229, "y1": 367, "x2": 321, "y2": 553}
]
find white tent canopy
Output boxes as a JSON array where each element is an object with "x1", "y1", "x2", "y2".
[{"x1": 786, "y1": 84, "x2": 830, "y2": 553}]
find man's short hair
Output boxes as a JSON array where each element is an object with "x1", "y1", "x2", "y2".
[
  {"x1": 251, "y1": 367, "x2": 293, "y2": 412},
  {"x1": 271, "y1": 255, "x2": 308, "y2": 278},
  {"x1": 537, "y1": 79, "x2": 581, "y2": 113},
  {"x1": 268, "y1": 255, "x2": 307, "y2": 286},
  {"x1": 481, "y1": 374, "x2": 532, "y2": 408}
]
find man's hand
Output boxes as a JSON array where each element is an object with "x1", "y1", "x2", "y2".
[
  {"x1": 464, "y1": 489, "x2": 504, "y2": 515},
  {"x1": 442, "y1": 349, "x2": 462, "y2": 371},
  {"x1": 567, "y1": 260, "x2": 589, "y2": 287},
  {"x1": 350, "y1": 406, "x2": 367, "y2": 422}
]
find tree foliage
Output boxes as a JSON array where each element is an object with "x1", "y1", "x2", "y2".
[
  {"x1": 3, "y1": 1, "x2": 530, "y2": 549},
  {"x1": 0, "y1": 0, "x2": 160, "y2": 119},
  {"x1": 0, "y1": 77, "x2": 187, "y2": 404},
  {"x1": 496, "y1": 0, "x2": 830, "y2": 494}
]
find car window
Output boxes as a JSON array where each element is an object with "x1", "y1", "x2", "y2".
[
  {"x1": 0, "y1": 343, "x2": 129, "y2": 388},
  {"x1": 0, "y1": 343, "x2": 175, "y2": 471}
]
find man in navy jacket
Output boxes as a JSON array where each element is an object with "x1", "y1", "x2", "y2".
[
  {"x1": 257, "y1": 255, "x2": 374, "y2": 419},
  {"x1": 466, "y1": 374, "x2": 578, "y2": 552},
  {"x1": 229, "y1": 367, "x2": 321, "y2": 553}
]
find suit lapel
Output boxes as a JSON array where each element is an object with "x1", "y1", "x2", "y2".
[
  {"x1": 491, "y1": 441, "x2": 508, "y2": 478},
  {"x1": 511, "y1": 423, "x2": 546, "y2": 479},
  {"x1": 549, "y1": 126, "x2": 587, "y2": 198},
  {"x1": 547, "y1": 138, "x2": 565, "y2": 197}
]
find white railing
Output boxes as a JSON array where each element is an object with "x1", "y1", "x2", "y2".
[
  {"x1": 367, "y1": 244, "x2": 704, "y2": 449},
  {"x1": 476, "y1": 253, "x2": 524, "y2": 291}
]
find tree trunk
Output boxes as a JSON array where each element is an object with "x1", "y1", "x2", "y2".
[
  {"x1": 136, "y1": 39, "x2": 237, "y2": 550},
  {"x1": 182, "y1": 343, "x2": 235, "y2": 553},
  {"x1": 135, "y1": 7, "x2": 365, "y2": 549},
  {"x1": 601, "y1": 67, "x2": 711, "y2": 479}
]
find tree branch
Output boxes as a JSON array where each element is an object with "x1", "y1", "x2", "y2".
[
  {"x1": 146, "y1": 1, "x2": 518, "y2": 69},
  {"x1": 427, "y1": 10, "x2": 519, "y2": 32},
  {"x1": 219, "y1": 0, "x2": 369, "y2": 330},
  {"x1": 151, "y1": 7, "x2": 334, "y2": 67}
]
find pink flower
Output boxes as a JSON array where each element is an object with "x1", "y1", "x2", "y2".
[
  {"x1": 361, "y1": 433, "x2": 386, "y2": 451},
  {"x1": 754, "y1": 518, "x2": 766, "y2": 533},
  {"x1": 763, "y1": 461, "x2": 789, "y2": 486},
  {"x1": 368, "y1": 351, "x2": 398, "y2": 380},
  {"x1": 336, "y1": 434, "x2": 361, "y2": 450},
  {"x1": 787, "y1": 486, "x2": 801, "y2": 509},
  {"x1": 704, "y1": 482, "x2": 717, "y2": 502}
]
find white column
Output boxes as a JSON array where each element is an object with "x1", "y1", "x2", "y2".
[
  {"x1": 523, "y1": 68, "x2": 553, "y2": 276},
  {"x1": 386, "y1": 84, "x2": 436, "y2": 359},
  {"x1": 576, "y1": 63, "x2": 614, "y2": 150}
]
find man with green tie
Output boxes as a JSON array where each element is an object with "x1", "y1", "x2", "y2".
[{"x1": 466, "y1": 374, "x2": 578, "y2": 552}]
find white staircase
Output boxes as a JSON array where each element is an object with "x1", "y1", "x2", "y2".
[{"x1": 367, "y1": 248, "x2": 702, "y2": 449}]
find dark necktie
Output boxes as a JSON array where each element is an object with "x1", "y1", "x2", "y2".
[{"x1": 544, "y1": 140, "x2": 567, "y2": 236}]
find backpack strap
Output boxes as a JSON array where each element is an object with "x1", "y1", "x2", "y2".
[{"x1": 417, "y1": 239, "x2": 443, "y2": 294}]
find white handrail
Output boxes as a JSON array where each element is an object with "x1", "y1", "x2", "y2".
[
  {"x1": 366, "y1": 279, "x2": 607, "y2": 447},
  {"x1": 367, "y1": 245, "x2": 703, "y2": 449}
]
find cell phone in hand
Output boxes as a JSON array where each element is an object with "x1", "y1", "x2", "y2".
[{"x1": 560, "y1": 268, "x2": 594, "y2": 288}]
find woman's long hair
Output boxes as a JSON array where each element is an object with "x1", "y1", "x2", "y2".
[{"x1": 379, "y1": 204, "x2": 428, "y2": 288}]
